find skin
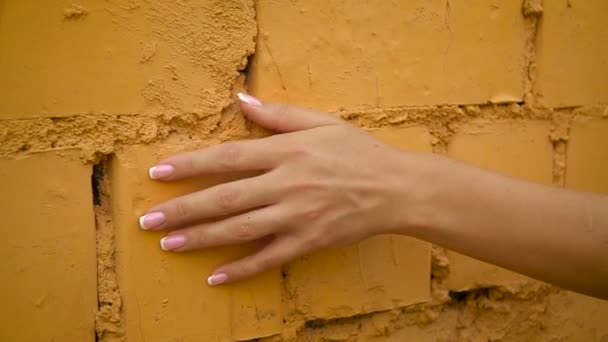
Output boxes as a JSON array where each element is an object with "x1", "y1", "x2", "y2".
[{"x1": 142, "y1": 94, "x2": 608, "y2": 300}]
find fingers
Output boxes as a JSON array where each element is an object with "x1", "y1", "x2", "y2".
[
  {"x1": 150, "y1": 138, "x2": 282, "y2": 181},
  {"x1": 237, "y1": 93, "x2": 341, "y2": 133},
  {"x1": 159, "y1": 206, "x2": 284, "y2": 252},
  {"x1": 140, "y1": 173, "x2": 280, "y2": 230},
  {"x1": 148, "y1": 94, "x2": 341, "y2": 181},
  {"x1": 207, "y1": 236, "x2": 305, "y2": 285}
]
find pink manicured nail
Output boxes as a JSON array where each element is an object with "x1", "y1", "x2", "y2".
[
  {"x1": 160, "y1": 235, "x2": 186, "y2": 251},
  {"x1": 149, "y1": 164, "x2": 174, "y2": 180},
  {"x1": 207, "y1": 273, "x2": 228, "y2": 286},
  {"x1": 139, "y1": 212, "x2": 166, "y2": 230},
  {"x1": 237, "y1": 92, "x2": 262, "y2": 107}
]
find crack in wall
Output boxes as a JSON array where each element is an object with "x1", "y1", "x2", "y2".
[
  {"x1": 251, "y1": 281, "x2": 558, "y2": 342},
  {"x1": 92, "y1": 156, "x2": 125, "y2": 341},
  {"x1": 260, "y1": 38, "x2": 289, "y2": 100},
  {"x1": 549, "y1": 110, "x2": 574, "y2": 187},
  {"x1": 522, "y1": 0, "x2": 543, "y2": 105},
  {"x1": 551, "y1": 140, "x2": 568, "y2": 186},
  {"x1": 1, "y1": 0, "x2": 607, "y2": 340},
  {"x1": 1, "y1": 102, "x2": 598, "y2": 161}
]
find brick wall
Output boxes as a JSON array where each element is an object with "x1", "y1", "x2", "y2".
[{"x1": 0, "y1": 0, "x2": 607, "y2": 341}]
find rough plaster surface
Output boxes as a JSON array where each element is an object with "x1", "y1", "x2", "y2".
[
  {"x1": 110, "y1": 145, "x2": 282, "y2": 341},
  {"x1": 0, "y1": 0, "x2": 256, "y2": 118},
  {"x1": 0, "y1": 0, "x2": 608, "y2": 341},
  {"x1": 250, "y1": 0, "x2": 525, "y2": 110},
  {"x1": 273, "y1": 285, "x2": 608, "y2": 342},
  {"x1": 446, "y1": 120, "x2": 552, "y2": 291},
  {"x1": 283, "y1": 128, "x2": 434, "y2": 323},
  {"x1": 0, "y1": 152, "x2": 97, "y2": 341},
  {"x1": 104, "y1": 128, "x2": 433, "y2": 340},
  {"x1": 565, "y1": 118, "x2": 608, "y2": 193},
  {"x1": 535, "y1": 0, "x2": 608, "y2": 107}
]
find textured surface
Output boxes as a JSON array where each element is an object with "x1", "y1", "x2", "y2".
[
  {"x1": 446, "y1": 120, "x2": 553, "y2": 291},
  {"x1": 0, "y1": 0, "x2": 608, "y2": 341},
  {"x1": 284, "y1": 127, "x2": 433, "y2": 321},
  {"x1": 535, "y1": 0, "x2": 608, "y2": 107},
  {"x1": 0, "y1": 0, "x2": 256, "y2": 118},
  {"x1": 250, "y1": 0, "x2": 525, "y2": 110},
  {"x1": 0, "y1": 152, "x2": 96, "y2": 341},
  {"x1": 565, "y1": 117, "x2": 608, "y2": 192},
  {"x1": 111, "y1": 145, "x2": 283, "y2": 341},
  {"x1": 300, "y1": 287, "x2": 608, "y2": 342}
]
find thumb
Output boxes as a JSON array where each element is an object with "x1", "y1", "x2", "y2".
[{"x1": 237, "y1": 93, "x2": 341, "y2": 132}]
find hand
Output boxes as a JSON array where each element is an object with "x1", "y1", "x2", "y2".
[{"x1": 140, "y1": 93, "x2": 420, "y2": 285}]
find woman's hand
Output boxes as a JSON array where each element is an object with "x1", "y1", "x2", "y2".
[
  {"x1": 138, "y1": 93, "x2": 608, "y2": 299},
  {"x1": 139, "y1": 93, "x2": 422, "y2": 285}
]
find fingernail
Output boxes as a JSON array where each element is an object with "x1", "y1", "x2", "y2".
[
  {"x1": 149, "y1": 164, "x2": 174, "y2": 180},
  {"x1": 237, "y1": 92, "x2": 262, "y2": 107},
  {"x1": 160, "y1": 235, "x2": 186, "y2": 251},
  {"x1": 207, "y1": 273, "x2": 228, "y2": 286},
  {"x1": 139, "y1": 212, "x2": 166, "y2": 230}
]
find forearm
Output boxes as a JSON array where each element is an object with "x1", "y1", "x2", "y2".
[{"x1": 399, "y1": 153, "x2": 608, "y2": 299}]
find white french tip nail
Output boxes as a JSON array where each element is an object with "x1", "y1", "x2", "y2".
[
  {"x1": 237, "y1": 92, "x2": 262, "y2": 107},
  {"x1": 139, "y1": 216, "x2": 147, "y2": 230},
  {"x1": 160, "y1": 237, "x2": 167, "y2": 251},
  {"x1": 148, "y1": 166, "x2": 156, "y2": 179},
  {"x1": 207, "y1": 273, "x2": 229, "y2": 286}
]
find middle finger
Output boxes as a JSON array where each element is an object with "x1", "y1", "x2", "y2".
[{"x1": 140, "y1": 172, "x2": 281, "y2": 230}]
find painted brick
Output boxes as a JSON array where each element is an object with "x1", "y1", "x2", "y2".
[
  {"x1": 284, "y1": 127, "x2": 432, "y2": 320},
  {"x1": 0, "y1": 152, "x2": 97, "y2": 341},
  {"x1": 112, "y1": 145, "x2": 283, "y2": 341},
  {"x1": 446, "y1": 120, "x2": 553, "y2": 290},
  {"x1": 536, "y1": 0, "x2": 608, "y2": 107},
  {"x1": 372, "y1": 126, "x2": 435, "y2": 152},
  {"x1": 565, "y1": 117, "x2": 608, "y2": 192},
  {"x1": 250, "y1": 0, "x2": 525, "y2": 110},
  {"x1": 0, "y1": 0, "x2": 255, "y2": 118}
]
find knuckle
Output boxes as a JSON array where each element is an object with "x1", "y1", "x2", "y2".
[
  {"x1": 192, "y1": 230, "x2": 207, "y2": 248},
  {"x1": 243, "y1": 258, "x2": 270, "y2": 276},
  {"x1": 216, "y1": 186, "x2": 239, "y2": 211},
  {"x1": 256, "y1": 257, "x2": 273, "y2": 272},
  {"x1": 184, "y1": 156, "x2": 198, "y2": 173},
  {"x1": 218, "y1": 143, "x2": 241, "y2": 170},
  {"x1": 303, "y1": 208, "x2": 323, "y2": 221},
  {"x1": 237, "y1": 262, "x2": 256, "y2": 277},
  {"x1": 269, "y1": 104, "x2": 290, "y2": 130},
  {"x1": 286, "y1": 143, "x2": 311, "y2": 159},
  {"x1": 289, "y1": 203, "x2": 325, "y2": 222},
  {"x1": 172, "y1": 199, "x2": 191, "y2": 219},
  {"x1": 308, "y1": 230, "x2": 329, "y2": 249},
  {"x1": 233, "y1": 221, "x2": 256, "y2": 241},
  {"x1": 274, "y1": 103, "x2": 290, "y2": 118},
  {"x1": 285, "y1": 178, "x2": 324, "y2": 194},
  {"x1": 247, "y1": 258, "x2": 272, "y2": 274}
]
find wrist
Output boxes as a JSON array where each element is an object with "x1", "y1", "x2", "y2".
[{"x1": 385, "y1": 152, "x2": 449, "y2": 237}]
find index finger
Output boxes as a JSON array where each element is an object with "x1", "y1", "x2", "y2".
[{"x1": 149, "y1": 137, "x2": 283, "y2": 181}]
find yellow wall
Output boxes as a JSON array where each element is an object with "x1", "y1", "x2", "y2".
[{"x1": 0, "y1": 0, "x2": 607, "y2": 341}]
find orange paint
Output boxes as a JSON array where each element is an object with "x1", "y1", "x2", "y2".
[{"x1": 0, "y1": 0, "x2": 607, "y2": 341}]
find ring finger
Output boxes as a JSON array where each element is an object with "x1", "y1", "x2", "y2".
[
  {"x1": 140, "y1": 171, "x2": 281, "y2": 230},
  {"x1": 158, "y1": 205, "x2": 286, "y2": 251}
]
